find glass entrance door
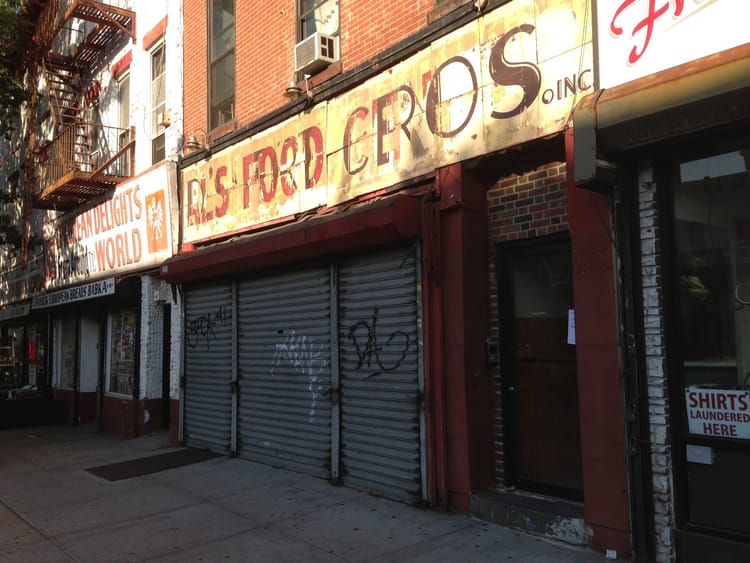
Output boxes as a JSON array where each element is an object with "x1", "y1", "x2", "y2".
[{"x1": 673, "y1": 140, "x2": 750, "y2": 541}]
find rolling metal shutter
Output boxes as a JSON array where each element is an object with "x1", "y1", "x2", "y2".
[
  {"x1": 236, "y1": 267, "x2": 334, "y2": 478},
  {"x1": 338, "y1": 248, "x2": 423, "y2": 503},
  {"x1": 183, "y1": 282, "x2": 234, "y2": 453}
]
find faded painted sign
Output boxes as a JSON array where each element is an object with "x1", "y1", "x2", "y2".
[
  {"x1": 182, "y1": 0, "x2": 592, "y2": 243},
  {"x1": 0, "y1": 255, "x2": 45, "y2": 307},
  {"x1": 0, "y1": 302, "x2": 31, "y2": 321},
  {"x1": 45, "y1": 161, "x2": 178, "y2": 288},
  {"x1": 597, "y1": 0, "x2": 744, "y2": 89}
]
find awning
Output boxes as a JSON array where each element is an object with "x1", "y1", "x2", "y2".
[
  {"x1": 574, "y1": 42, "x2": 750, "y2": 186},
  {"x1": 160, "y1": 194, "x2": 423, "y2": 284}
]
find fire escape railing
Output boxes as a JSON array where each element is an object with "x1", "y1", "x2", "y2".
[
  {"x1": 34, "y1": 123, "x2": 135, "y2": 201},
  {"x1": 34, "y1": 0, "x2": 136, "y2": 56},
  {"x1": 28, "y1": 0, "x2": 137, "y2": 210}
]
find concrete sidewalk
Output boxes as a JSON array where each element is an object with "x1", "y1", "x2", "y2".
[{"x1": 0, "y1": 425, "x2": 612, "y2": 562}]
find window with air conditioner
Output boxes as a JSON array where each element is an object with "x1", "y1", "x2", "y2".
[
  {"x1": 210, "y1": 0, "x2": 235, "y2": 131},
  {"x1": 151, "y1": 44, "x2": 166, "y2": 164},
  {"x1": 295, "y1": 0, "x2": 339, "y2": 76}
]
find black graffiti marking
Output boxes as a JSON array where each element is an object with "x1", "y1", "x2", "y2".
[
  {"x1": 186, "y1": 306, "x2": 229, "y2": 350},
  {"x1": 347, "y1": 308, "x2": 410, "y2": 379}
]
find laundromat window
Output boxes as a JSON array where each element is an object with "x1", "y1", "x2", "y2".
[{"x1": 675, "y1": 142, "x2": 750, "y2": 439}]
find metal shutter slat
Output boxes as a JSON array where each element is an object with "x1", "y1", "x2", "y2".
[
  {"x1": 237, "y1": 268, "x2": 333, "y2": 479},
  {"x1": 338, "y1": 248, "x2": 423, "y2": 504},
  {"x1": 183, "y1": 282, "x2": 234, "y2": 453}
]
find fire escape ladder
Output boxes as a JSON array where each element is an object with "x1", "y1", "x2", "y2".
[
  {"x1": 43, "y1": 54, "x2": 92, "y2": 172},
  {"x1": 44, "y1": 53, "x2": 83, "y2": 129}
]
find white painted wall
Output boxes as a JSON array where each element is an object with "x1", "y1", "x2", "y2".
[
  {"x1": 93, "y1": 0, "x2": 184, "y2": 173},
  {"x1": 90, "y1": 1, "x2": 184, "y2": 408},
  {"x1": 140, "y1": 274, "x2": 164, "y2": 400},
  {"x1": 637, "y1": 166, "x2": 675, "y2": 563}
]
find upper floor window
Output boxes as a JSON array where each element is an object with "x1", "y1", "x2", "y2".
[
  {"x1": 297, "y1": 0, "x2": 339, "y2": 40},
  {"x1": 117, "y1": 73, "x2": 131, "y2": 175},
  {"x1": 151, "y1": 44, "x2": 166, "y2": 164},
  {"x1": 118, "y1": 73, "x2": 130, "y2": 131},
  {"x1": 210, "y1": 0, "x2": 235, "y2": 131}
]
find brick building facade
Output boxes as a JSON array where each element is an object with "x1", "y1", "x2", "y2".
[
  {"x1": 166, "y1": 0, "x2": 631, "y2": 557},
  {"x1": 0, "y1": 0, "x2": 649, "y2": 560}
]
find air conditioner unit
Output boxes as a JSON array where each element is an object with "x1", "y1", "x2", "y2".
[
  {"x1": 294, "y1": 32, "x2": 339, "y2": 75},
  {"x1": 157, "y1": 111, "x2": 171, "y2": 128}
]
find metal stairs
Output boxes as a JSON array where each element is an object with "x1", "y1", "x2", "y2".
[{"x1": 42, "y1": 53, "x2": 92, "y2": 172}]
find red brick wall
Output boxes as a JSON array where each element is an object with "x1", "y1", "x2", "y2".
[
  {"x1": 342, "y1": 2, "x2": 429, "y2": 66},
  {"x1": 486, "y1": 161, "x2": 569, "y2": 484},
  {"x1": 183, "y1": 0, "x2": 208, "y2": 137},
  {"x1": 184, "y1": 1, "x2": 436, "y2": 141}
]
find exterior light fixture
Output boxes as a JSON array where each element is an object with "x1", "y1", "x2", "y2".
[
  {"x1": 185, "y1": 128, "x2": 208, "y2": 153},
  {"x1": 283, "y1": 74, "x2": 312, "y2": 102}
]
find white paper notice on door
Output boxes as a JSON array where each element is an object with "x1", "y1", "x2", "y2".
[{"x1": 567, "y1": 309, "x2": 576, "y2": 345}]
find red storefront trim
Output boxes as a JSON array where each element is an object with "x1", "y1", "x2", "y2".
[{"x1": 161, "y1": 194, "x2": 423, "y2": 284}]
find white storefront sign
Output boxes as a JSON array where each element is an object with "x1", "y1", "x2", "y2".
[
  {"x1": 686, "y1": 387, "x2": 750, "y2": 439},
  {"x1": 596, "y1": 0, "x2": 747, "y2": 89},
  {"x1": 45, "y1": 161, "x2": 178, "y2": 289},
  {"x1": 32, "y1": 278, "x2": 116, "y2": 309}
]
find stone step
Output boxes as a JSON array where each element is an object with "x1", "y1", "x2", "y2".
[{"x1": 471, "y1": 490, "x2": 589, "y2": 546}]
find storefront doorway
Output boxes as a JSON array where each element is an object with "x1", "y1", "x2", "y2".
[
  {"x1": 669, "y1": 137, "x2": 750, "y2": 559},
  {"x1": 499, "y1": 237, "x2": 583, "y2": 499}
]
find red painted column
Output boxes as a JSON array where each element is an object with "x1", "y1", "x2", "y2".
[
  {"x1": 422, "y1": 193, "x2": 449, "y2": 508},
  {"x1": 435, "y1": 163, "x2": 493, "y2": 511},
  {"x1": 565, "y1": 129, "x2": 631, "y2": 554}
]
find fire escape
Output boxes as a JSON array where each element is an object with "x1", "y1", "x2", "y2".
[{"x1": 32, "y1": 0, "x2": 136, "y2": 211}]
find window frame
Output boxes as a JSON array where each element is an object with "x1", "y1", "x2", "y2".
[
  {"x1": 117, "y1": 72, "x2": 131, "y2": 176},
  {"x1": 106, "y1": 306, "x2": 138, "y2": 397},
  {"x1": 208, "y1": 0, "x2": 236, "y2": 132},
  {"x1": 664, "y1": 135, "x2": 750, "y2": 446},
  {"x1": 150, "y1": 42, "x2": 167, "y2": 164},
  {"x1": 296, "y1": 0, "x2": 339, "y2": 41}
]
